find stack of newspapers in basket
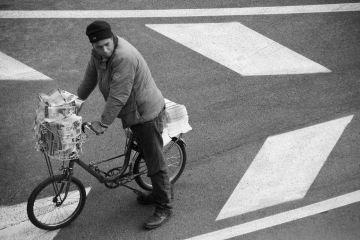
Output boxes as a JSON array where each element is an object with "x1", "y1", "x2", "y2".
[
  {"x1": 164, "y1": 98, "x2": 192, "y2": 137},
  {"x1": 33, "y1": 89, "x2": 84, "y2": 161}
]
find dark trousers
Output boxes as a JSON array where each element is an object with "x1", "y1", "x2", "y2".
[{"x1": 130, "y1": 110, "x2": 172, "y2": 211}]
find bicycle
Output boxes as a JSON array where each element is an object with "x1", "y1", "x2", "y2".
[{"x1": 27, "y1": 122, "x2": 187, "y2": 231}]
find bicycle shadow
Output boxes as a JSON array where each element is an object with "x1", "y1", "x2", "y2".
[{"x1": 53, "y1": 184, "x2": 154, "y2": 239}]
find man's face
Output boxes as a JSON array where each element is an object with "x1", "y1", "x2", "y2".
[{"x1": 93, "y1": 37, "x2": 114, "y2": 59}]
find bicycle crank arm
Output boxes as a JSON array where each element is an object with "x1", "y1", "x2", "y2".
[{"x1": 120, "y1": 183, "x2": 146, "y2": 197}]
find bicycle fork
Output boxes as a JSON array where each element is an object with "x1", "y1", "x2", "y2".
[{"x1": 51, "y1": 161, "x2": 75, "y2": 206}]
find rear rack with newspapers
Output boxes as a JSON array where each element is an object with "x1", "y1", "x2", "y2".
[{"x1": 164, "y1": 98, "x2": 192, "y2": 138}]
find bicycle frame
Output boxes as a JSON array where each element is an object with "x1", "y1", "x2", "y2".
[
  {"x1": 42, "y1": 132, "x2": 138, "y2": 184},
  {"x1": 69, "y1": 133, "x2": 183, "y2": 184},
  {"x1": 41, "y1": 129, "x2": 184, "y2": 199}
]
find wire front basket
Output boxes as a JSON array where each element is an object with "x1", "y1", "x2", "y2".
[{"x1": 36, "y1": 122, "x2": 84, "y2": 161}]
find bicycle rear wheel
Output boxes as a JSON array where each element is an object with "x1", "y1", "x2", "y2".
[
  {"x1": 27, "y1": 174, "x2": 86, "y2": 230},
  {"x1": 133, "y1": 137, "x2": 186, "y2": 191}
]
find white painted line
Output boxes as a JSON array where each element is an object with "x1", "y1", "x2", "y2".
[
  {"x1": 217, "y1": 115, "x2": 353, "y2": 220},
  {"x1": 0, "y1": 221, "x2": 59, "y2": 240},
  {"x1": 0, "y1": 51, "x2": 52, "y2": 80},
  {"x1": 0, "y1": 3, "x2": 359, "y2": 18},
  {"x1": 185, "y1": 190, "x2": 360, "y2": 240},
  {"x1": 147, "y1": 22, "x2": 330, "y2": 76},
  {"x1": 0, "y1": 187, "x2": 91, "y2": 240}
]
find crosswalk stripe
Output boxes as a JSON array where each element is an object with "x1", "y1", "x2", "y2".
[
  {"x1": 0, "y1": 51, "x2": 52, "y2": 80},
  {"x1": 0, "y1": 3, "x2": 359, "y2": 18},
  {"x1": 147, "y1": 22, "x2": 330, "y2": 76},
  {"x1": 216, "y1": 115, "x2": 353, "y2": 220},
  {"x1": 185, "y1": 190, "x2": 360, "y2": 240},
  {"x1": 0, "y1": 188, "x2": 91, "y2": 240}
]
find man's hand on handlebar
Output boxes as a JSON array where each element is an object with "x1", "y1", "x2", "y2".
[{"x1": 90, "y1": 121, "x2": 107, "y2": 135}]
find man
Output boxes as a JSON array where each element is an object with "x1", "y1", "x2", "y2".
[{"x1": 77, "y1": 20, "x2": 172, "y2": 229}]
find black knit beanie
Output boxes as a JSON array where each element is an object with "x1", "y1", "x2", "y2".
[{"x1": 86, "y1": 21, "x2": 113, "y2": 43}]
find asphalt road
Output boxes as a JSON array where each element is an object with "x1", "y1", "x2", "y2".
[{"x1": 1, "y1": 0, "x2": 360, "y2": 239}]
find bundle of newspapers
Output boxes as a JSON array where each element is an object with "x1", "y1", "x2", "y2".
[
  {"x1": 33, "y1": 89, "x2": 84, "y2": 161},
  {"x1": 164, "y1": 98, "x2": 192, "y2": 137}
]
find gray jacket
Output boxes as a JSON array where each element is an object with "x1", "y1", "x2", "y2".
[{"x1": 78, "y1": 36, "x2": 165, "y2": 128}]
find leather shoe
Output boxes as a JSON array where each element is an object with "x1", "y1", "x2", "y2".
[{"x1": 143, "y1": 209, "x2": 172, "y2": 229}]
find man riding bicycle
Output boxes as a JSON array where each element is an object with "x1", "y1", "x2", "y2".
[{"x1": 77, "y1": 20, "x2": 172, "y2": 229}]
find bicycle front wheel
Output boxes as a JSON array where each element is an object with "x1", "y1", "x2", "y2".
[
  {"x1": 27, "y1": 174, "x2": 86, "y2": 230},
  {"x1": 133, "y1": 137, "x2": 187, "y2": 191}
]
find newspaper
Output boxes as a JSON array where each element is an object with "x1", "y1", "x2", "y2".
[
  {"x1": 33, "y1": 89, "x2": 84, "y2": 161},
  {"x1": 164, "y1": 99, "x2": 192, "y2": 137}
]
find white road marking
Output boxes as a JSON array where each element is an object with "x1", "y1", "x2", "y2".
[
  {"x1": 0, "y1": 2, "x2": 358, "y2": 240},
  {"x1": 185, "y1": 190, "x2": 360, "y2": 240},
  {"x1": 0, "y1": 3, "x2": 359, "y2": 18},
  {"x1": 147, "y1": 22, "x2": 330, "y2": 76},
  {"x1": 0, "y1": 187, "x2": 91, "y2": 240},
  {"x1": 217, "y1": 115, "x2": 353, "y2": 220},
  {"x1": 0, "y1": 51, "x2": 52, "y2": 80},
  {"x1": 0, "y1": 221, "x2": 59, "y2": 240}
]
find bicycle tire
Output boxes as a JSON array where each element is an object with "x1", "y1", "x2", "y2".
[
  {"x1": 133, "y1": 138, "x2": 186, "y2": 191},
  {"x1": 27, "y1": 174, "x2": 86, "y2": 230}
]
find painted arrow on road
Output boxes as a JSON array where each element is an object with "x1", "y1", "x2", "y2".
[
  {"x1": 0, "y1": 187, "x2": 91, "y2": 240},
  {"x1": 217, "y1": 115, "x2": 353, "y2": 220}
]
